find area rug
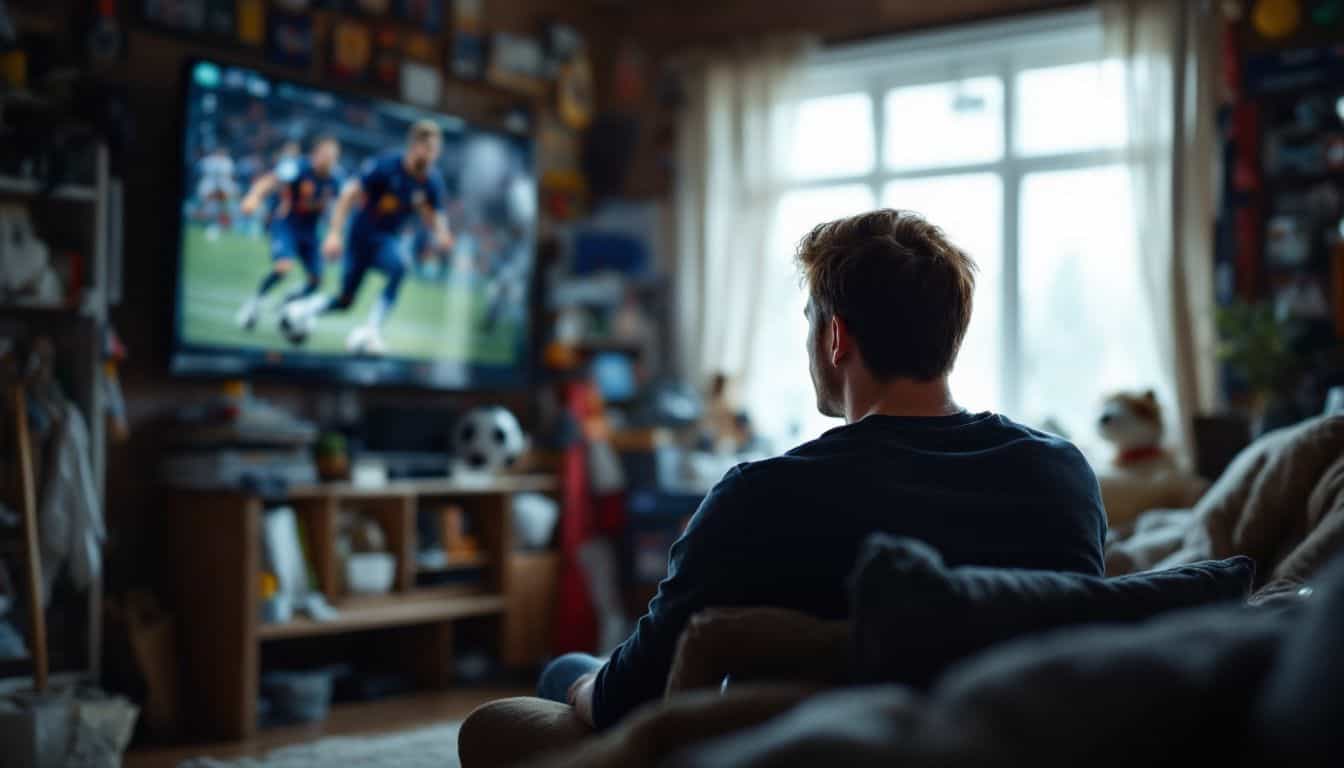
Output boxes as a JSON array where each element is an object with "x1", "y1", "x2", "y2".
[{"x1": 180, "y1": 723, "x2": 461, "y2": 768}]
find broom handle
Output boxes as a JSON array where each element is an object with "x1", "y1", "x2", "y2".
[{"x1": 13, "y1": 384, "x2": 48, "y2": 692}]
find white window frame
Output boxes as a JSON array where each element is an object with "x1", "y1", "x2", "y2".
[{"x1": 785, "y1": 8, "x2": 1123, "y2": 416}]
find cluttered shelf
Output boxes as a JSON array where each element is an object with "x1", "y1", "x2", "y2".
[
  {"x1": 417, "y1": 552, "x2": 491, "y2": 573},
  {"x1": 0, "y1": 174, "x2": 97, "y2": 202},
  {"x1": 256, "y1": 591, "x2": 506, "y2": 641},
  {"x1": 284, "y1": 475, "x2": 558, "y2": 500}
]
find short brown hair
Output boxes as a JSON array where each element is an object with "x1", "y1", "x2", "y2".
[
  {"x1": 795, "y1": 209, "x2": 976, "y2": 380},
  {"x1": 408, "y1": 119, "x2": 442, "y2": 144}
]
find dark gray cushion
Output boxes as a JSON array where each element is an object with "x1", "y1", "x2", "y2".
[
  {"x1": 1254, "y1": 550, "x2": 1344, "y2": 766},
  {"x1": 850, "y1": 535, "x2": 1255, "y2": 687}
]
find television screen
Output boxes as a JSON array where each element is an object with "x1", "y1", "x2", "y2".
[{"x1": 171, "y1": 60, "x2": 536, "y2": 389}]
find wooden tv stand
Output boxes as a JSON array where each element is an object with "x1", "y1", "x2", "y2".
[{"x1": 167, "y1": 475, "x2": 559, "y2": 739}]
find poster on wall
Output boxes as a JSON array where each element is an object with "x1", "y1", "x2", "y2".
[
  {"x1": 142, "y1": 0, "x2": 234, "y2": 39},
  {"x1": 399, "y1": 0, "x2": 442, "y2": 33},
  {"x1": 236, "y1": 0, "x2": 266, "y2": 46},
  {"x1": 372, "y1": 25, "x2": 402, "y2": 87},
  {"x1": 267, "y1": 12, "x2": 315, "y2": 70},
  {"x1": 486, "y1": 33, "x2": 546, "y2": 94},
  {"x1": 450, "y1": 0, "x2": 485, "y2": 79},
  {"x1": 346, "y1": 0, "x2": 393, "y2": 17},
  {"x1": 328, "y1": 18, "x2": 373, "y2": 80},
  {"x1": 404, "y1": 32, "x2": 439, "y2": 64}
]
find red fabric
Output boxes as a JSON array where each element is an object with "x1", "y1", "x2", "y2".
[
  {"x1": 1116, "y1": 445, "x2": 1166, "y2": 466},
  {"x1": 551, "y1": 380, "x2": 599, "y2": 654},
  {"x1": 594, "y1": 493, "x2": 626, "y2": 535}
]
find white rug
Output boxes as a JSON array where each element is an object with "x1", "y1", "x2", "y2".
[{"x1": 180, "y1": 723, "x2": 461, "y2": 768}]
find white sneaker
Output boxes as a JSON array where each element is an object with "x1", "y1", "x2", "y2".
[
  {"x1": 345, "y1": 325, "x2": 387, "y2": 355},
  {"x1": 236, "y1": 297, "x2": 260, "y2": 330}
]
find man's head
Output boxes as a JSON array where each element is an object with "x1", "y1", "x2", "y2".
[
  {"x1": 404, "y1": 120, "x2": 443, "y2": 176},
  {"x1": 796, "y1": 209, "x2": 977, "y2": 418},
  {"x1": 309, "y1": 136, "x2": 340, "y2": 175}
]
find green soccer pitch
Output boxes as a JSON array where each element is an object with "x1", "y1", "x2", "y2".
[{"x1": 177, "y1": 224, "x2": 520, "y2": 365}]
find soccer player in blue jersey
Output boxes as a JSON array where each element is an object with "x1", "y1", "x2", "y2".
[
  {"x1": 283, "y1": 120, "x2": 454, "y2": 355},
  {"x1": 235, "y1": 136, "x2": 343, "y2": 331}
]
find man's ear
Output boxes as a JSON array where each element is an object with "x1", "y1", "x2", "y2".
[{"x1": 830, "y1": 313, "x2": 851, "y2": 367}]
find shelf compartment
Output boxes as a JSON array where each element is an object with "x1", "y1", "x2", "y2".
[
  {"x1": 257, "y1": 592, "x2": 505, "y2": 641},
  {"x1": 416, "y1": 552, "x2": 492, "y2": 573}
]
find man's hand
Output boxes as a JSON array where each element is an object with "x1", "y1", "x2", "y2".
[
  {"x1": 665, "y1": 607, "x2": 850, "y2": 696},
  {"x1": 568, "y1": 671, "x2": 597, "y2": 727},
  {"x1": 240, "y1": 194, "x2": 260, "y2": 215},
  {"x1": 321, "y1": 233, "x2": 344, "y2": 261}
]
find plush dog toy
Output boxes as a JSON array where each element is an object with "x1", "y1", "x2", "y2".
[
  {"x1": 1095, "y1": 390, "x2": 1207, "y2": 531},
  {"x1": 1099, "y1": 391, "x2": 1176, "y2": 471}
]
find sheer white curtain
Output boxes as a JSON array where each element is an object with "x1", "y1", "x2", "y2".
[
  {"x1": 1102, "y1": 0, "x2": 1222, "y2": 465},
  {"x1": 674, "y1": 39, "x2": 815, "y2": 399}
]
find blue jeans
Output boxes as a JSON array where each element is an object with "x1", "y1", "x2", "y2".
[{"x1": 537, "y1": 653, "x2": 604, "y2": 703}]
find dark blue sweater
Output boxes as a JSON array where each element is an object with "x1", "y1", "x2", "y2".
[{"x1": 591, "y1": 411, "x2": 1106, "y2": 729}]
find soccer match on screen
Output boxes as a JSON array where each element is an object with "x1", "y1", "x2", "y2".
[{"x1": 173, "y1": 61, "x2": 536, "y2": 383}]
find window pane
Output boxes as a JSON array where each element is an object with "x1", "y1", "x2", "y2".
[
  {"x1": 884, "y1": 77, "x2": 1003, "y2": 170},
  {"x1": 1019, "y1": 166, "x2": 1166, "y2": 455},
  {"x1": 791, "y1": 93, "x2": 875, "y2": 179},
  {"x1": 748, "y1": 184, "x2": 876, "y2": 445},
  {"x1": 883, "y1": 174, "x2": 1003, "y2": 412},
  {"x1": 1015, "y1": 60, "x2": 1126, "y2": 156}
]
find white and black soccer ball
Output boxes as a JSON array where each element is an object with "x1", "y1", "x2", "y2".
[
  {"x1": 279, "y1": 303, "x2": 315, "y2": 346},
  {"x1": 454, "y1": 406, "x2": 526, "y2": 474}
]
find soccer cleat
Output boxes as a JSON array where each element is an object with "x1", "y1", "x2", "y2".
[
  {"x1": 345, "y1": 325, "x2": 387, "y2": 356},
  {"x1": 236, "y1": 298, "x2": 260, "y2": 331}
]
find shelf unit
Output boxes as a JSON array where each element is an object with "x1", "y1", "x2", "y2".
[
  {"x1": 167, "y1": 475, "x2": 559, "y2": 740},
  {"x1": 0, "y1": 146, "x2": 113, "y2": 689}
]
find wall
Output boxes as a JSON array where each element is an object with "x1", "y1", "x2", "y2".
[{"x1": 590, "y1": 0, "x2": 1085, "y2": 198}]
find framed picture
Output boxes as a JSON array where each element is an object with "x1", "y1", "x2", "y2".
[
  {"x1": 399, "y1": 0, "x2": 441, "y2": 33},
  {"x1": 328, "y1": 18, "x2": 373, "y2": 80},
  {"x1": 450, "y1": 0, "x2": 484, "y2": 79},
  {"x1": 142, "y1": 0, "x2": 235, "y2": 39},
  {"x1": 267, "y1": 12, "x2": 315, "y2": 70},
  {"x1": 373, "y1": 25, "x2": 401, "y2": 87},
  {"x1": 345, "y1": 0, "x2": 393, "y2": 18}
]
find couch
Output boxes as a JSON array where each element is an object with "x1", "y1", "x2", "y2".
[{"x1": 460, "y1": 415, "x2": 1344, "y2": 767}]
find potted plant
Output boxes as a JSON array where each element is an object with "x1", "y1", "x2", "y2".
[
  {"x1": 315, "y1": 431, "x2": 350, "y2": 482},
  {"x1": 1216, "y1": 301, "x2": 1302, "y2": 434}
]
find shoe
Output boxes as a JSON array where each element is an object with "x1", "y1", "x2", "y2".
[
  {"x1": 236, "y1": 298, "x2": 260, "y2": 331},
  {"x1": 345, "y1": 325, "x2": 387, "y2": 355}
]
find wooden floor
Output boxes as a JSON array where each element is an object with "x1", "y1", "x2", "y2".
[{"x1": 125, "y1": 687, "x2": 528, "y2": 768}]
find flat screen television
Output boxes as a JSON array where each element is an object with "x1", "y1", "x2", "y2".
[{"x1": 170, "y1": 60, "x2": 536, "y2": 389}]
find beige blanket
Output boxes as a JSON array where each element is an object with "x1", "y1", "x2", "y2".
[{"x1": 1106, "y1": 415, "x2": 1344, "y2": 587}]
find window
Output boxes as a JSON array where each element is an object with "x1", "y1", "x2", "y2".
[{"x1": 753, "y1": 10, "x2": 1167, "y2": 455}]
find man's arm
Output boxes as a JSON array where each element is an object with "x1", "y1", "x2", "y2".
[
  {"x1": 239, "y1": 172, "x2": 278, "y2": 215},
  {"x1": 586, "y1": 468, "x2": 757, "y2": 730},
  {"x1": 420, "y1": 174, "x2": 453, "y2": 252},
  {"x1": 418, "y1": 205, "x2": 454, "y2": 253},
  {"x1": 321, "y1": 179, "x2": 362, "y2": 259}
]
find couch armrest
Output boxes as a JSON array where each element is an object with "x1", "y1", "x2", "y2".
[{"x1": 665, "y1": 607, "x2": 850, "y2": 696}]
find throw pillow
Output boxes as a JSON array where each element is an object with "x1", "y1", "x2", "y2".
[{"x1": 849, "y1": 535, "x2": 1255, "y2": 688}]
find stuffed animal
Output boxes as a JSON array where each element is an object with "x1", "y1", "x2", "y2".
[{"x1": 1095, "y1": 390, "x2": 1208, "y2": 532}]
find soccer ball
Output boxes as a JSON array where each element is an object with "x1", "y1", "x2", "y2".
[
  {"x1": 454, "y1": 406, "x2": 526, "y2": 474},
  {"x1": 279, "y1": 303, "x2": 315, "y2": 346}
]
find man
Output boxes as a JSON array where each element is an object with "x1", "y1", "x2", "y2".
[
  {"x1": 235, "y1": 135, "x2": 343, "y2": 331},
  {"x1": 195, "y1": 146, "x2": 237, "y2": 242},
  {"x1": 282, "y1": 120, "x2": 454, "y2": 355},
  {"x1": 461, "y1": 209, "x2": 1106, "y2": 764}
]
